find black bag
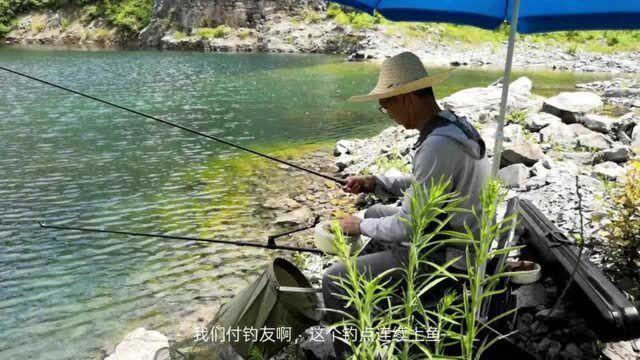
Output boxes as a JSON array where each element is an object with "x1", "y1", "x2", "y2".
[{"x1": 518, "y1": 199, "x2": 640, "y2": 341}]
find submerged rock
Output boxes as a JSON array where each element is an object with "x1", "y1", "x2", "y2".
[
  {"x1": 106, "y1": 328, "x2": 169, "y2": 360},
  {"x1": 274, "y1": 206, "x2": 314, "y2": 226}
]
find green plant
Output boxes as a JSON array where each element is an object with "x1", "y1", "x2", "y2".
[
  {"x1": 567, "y1": 43, "x2": 578, "y2": 56},
  {"x1": 237, "y1": 28, "x2": 252, "y2": 40},
  {"x1": 30, "y1": 18, "x2": 46, "y2": 33},
  {"x1": 60, "y1": 17, "x2": 71, "y2": 30},
  {"x1": 326, "y1": 178, "x2": 520, "y2": 358},
  {"x1": 602, "y1": 161, "x2": 640, "y2": 272},
  {"x1": 326, "y1": 3, "x2": 342, "y2": 18},
  {"x1": 173, "y1": 30, "x2": 187, "y2": 40},
  {"x1": 506, "y1": 109, "x2": 528, "y2": 126},
  {"x1": 299, "y1": 8, "x2": 323, "y2": 24},
  {"x1": 104, "y1": 0, "x2": 153, "y2": 32},
  {"x1": 93, "y1": 27, "x2": 110, "y2": 41},
  {"x1": 196, "y1": 25, "x2": 230, "y2": 39},
  {"x1": 0, "y1": 22, "x2": 10, "y2": 36}
]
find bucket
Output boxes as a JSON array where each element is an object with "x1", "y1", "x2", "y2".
[{"x1": 213, "y1": 257, "x2": 322, "y2": 359}]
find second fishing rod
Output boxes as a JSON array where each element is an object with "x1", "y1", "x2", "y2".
[{"x1": 0, "y1": 66, "x2": 347, "y2": 186}]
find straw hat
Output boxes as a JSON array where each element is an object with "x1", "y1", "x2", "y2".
[{"x1": 348, "y1": 52, "x2": 451, "y2": 103}]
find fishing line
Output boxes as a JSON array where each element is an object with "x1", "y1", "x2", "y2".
[
  {"x1": 37, "y1": 221, "x2": 324, "y2": 255},
  {"x1": 0, "y1": 66, "x2": 346, "y2": 186}
]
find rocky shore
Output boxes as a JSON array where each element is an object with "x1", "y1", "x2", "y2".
[
  {"x1": 4, "y1": 2, "x2": 640, "y2": 73},
  {"x1": 104, "y1": 76, "x2": 640, "y2": 359}
]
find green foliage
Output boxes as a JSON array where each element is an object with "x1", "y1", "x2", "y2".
[
  {"x1": 80, "y1": 4, "x2": 100, "y2": 23},
  {"x1": 173, "y1": 30, "x2": 187, "y2": 40},
  {"x1": 60, "y1": 16, "x2": 70, "y2": 30},
  {"x1": 0, "y1": 22, "x2": 10, "y2": 35},
  {"x1": 93, "y1": 27, "x2": 109, "y2": 41},
  {"x1": 237, "y1": 28, "x2": 252, "y2": 40},
  {"x1": 327, "y1": 3, "x2": 379, "y2": 30},
  {"x1": 299, "y1": 8, "x2": 323, "y2": 24},
  {"x1": 566, "y1": 44, "x2": 578, "y2": 56},
  {"x1": 30, "y1": 17, "x2": 46, "y2": 32},
  {"x1": 506, "y1": 109, "x2": 528, "y2": 126},
  {"x1": 602, "y1": 161, "x2": 640, "y2": 272},
  {"x1": 196, "y1": 25, "x2": 230, "y2": 39},
  {"x1": 104, "y1": 0, "x2": 152, "y2": 32},
  {"x1": 327, "y1": 177, "x2": 520, "y2": 358}
]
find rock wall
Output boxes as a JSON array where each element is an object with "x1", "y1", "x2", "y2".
[{"x1": 139, "y1": 0, "x2": 326, "y2": 46}]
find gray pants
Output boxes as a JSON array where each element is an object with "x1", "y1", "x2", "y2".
[{"x1": 321, "y1": 205, "x2": 409, "y2": 359}]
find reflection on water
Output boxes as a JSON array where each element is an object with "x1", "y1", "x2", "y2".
[{"x1": 0, "y1": 46, "x2": 611, "y2": 359}]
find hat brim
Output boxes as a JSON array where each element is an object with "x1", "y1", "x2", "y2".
[{"x1": 348, "y1": 69, "x2": 452, "y2": 103}]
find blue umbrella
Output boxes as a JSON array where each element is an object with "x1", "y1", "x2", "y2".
[{"x1": 332, "y1": 0, "x2": 640, "y2": 175}]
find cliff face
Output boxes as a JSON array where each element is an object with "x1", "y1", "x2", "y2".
[{"x1": 139, "y1": 0, "x2": 326, "y2": 46}]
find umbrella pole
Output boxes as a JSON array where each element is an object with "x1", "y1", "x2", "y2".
[{"x1": 491, "y1": 0, "x2": 521, "y2": 176}]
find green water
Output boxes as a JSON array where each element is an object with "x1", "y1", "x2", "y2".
[{"x1": 0, "y1": 46, "x2": 611, "y2": 359}]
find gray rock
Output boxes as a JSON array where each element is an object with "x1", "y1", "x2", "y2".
[
  {"x1": 531, "y1": 158, "x2": 553, "y2": 177},
  {"x1": 524, "y1": 112, "x2": 562, "y2": 131},
  {"x1": 539, "y1": 122, "x2": 578, "y2": 148},
  {"x1": 274, "y1": 206, "x2": 314, "y2": 226},
  {"x1": 548, "y1": 340, "x2": 562, "y2": 360},
  {"x1": 583, "y1": 113, "x2": 615, "y2": 133},
  {"x1": 334, "y1": 140, "x2": 354, "y2": 156},
  {"x1": 576, "y1": 132, "x2": 612, "y2": 151},
  {"x1": 562, "y1": 152, "x2": 594, "y2": 165},
  {"x1": 105, "y1": 328, "x2": 169, "y2": 360},
  {"x1": 441, "y1": 77, "x2": 532, "y2": 122},
  {"x1": 499, "y1": 163, "x2": 530, "y2": 188},
  {"x1": 501, "y1": 143, "x2": 545, "y2": 166},
  {"x1": 592, "y1": 162, "x2": 625, "y2": 181},
  {"x1": 542, "y1": 92, "x2": 603, "y2": 124},
  {"x1": 633, "y1": 123, "x2": 640, "y2": 149},
  {"x1": 526, "y1": 176, "x2": 547, "y2": 190},
  {"x1": 503, "y1": 124, "x2": 524, "y2": 143},
  {"x1": 592, "y1": 146, "x2": 632, "y2": 164}
]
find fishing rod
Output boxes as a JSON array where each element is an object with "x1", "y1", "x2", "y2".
[
  {"x1": 37, "y1": 219, "x2": 325, "y2": 255},
  {"x1": 0, "y1": 66, "x2": 347, "y2": 186}
]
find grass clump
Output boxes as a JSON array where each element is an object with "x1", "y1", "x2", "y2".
[
  {"x1": 327, "y1": 3, "x2": 380, "y2": 30},
  {"x1": 30, "y1": 17, "x2": 46, "y2": 33},
  {"x1": 173, "y1": 30, "x2": 187, "y2": 40},
  {"x1": 237, "y1": 28, "x2": 252, "y2": 40},
  {"x1": 196, "y1": 25, "x2": 231, "y2": 39},
  {"x1": 506, "y1": 109, "x2": 528, "y2": 126},
  {"x1": 326, "y1": 177, "x2": 521, "y2": 358}
]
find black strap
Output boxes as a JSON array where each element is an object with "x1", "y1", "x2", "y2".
[{"x1": 413, "y1": 111, "x2": 486, "y2": 159}]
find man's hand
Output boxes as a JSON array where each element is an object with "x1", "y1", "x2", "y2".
[
  {"x1": 343, "y1": 175, "x2": 376, "y2": 194},
  {"x1": 339, "y1": 215, "x2": 362, "y2": 235}
]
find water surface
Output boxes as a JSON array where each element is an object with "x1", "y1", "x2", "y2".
[{"x1": 0, "y1": 46, "x2": 612, "y2": 359}]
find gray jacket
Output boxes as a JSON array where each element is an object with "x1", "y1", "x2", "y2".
[{"x1": 359, "y1": 111, "x2": 490, "y2": 258}]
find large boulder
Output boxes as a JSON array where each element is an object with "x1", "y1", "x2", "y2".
[
  {"x1": 441, "y1": 77, "x2": 534, "y2": 122},
  {"x1": 591, "y1": 162, "x2": 625, "y2": 181},
  {"x1": 576, "y1": 132, "x2": 612, "y2": 151},
  {"x1": 498, "y1": 164, "x2": 530, "y2": 188},
  {"x1": 106, "y1": 328, "x2": 169, "y2": 360},
  {"x1": 582, "y1": 113, "x2": 616, "y2": 133},
  {"x1": 525, "y1": 113, "x2": 562, "y2": 131},
  {"x1": 539, "y1": 122, "x2": 579, "y2": 148},
  {"x1": 591, "y1": 146, "x2": 633, "y2": 164},
  {"x1": 501, "y1": 143, "x2": 545, "y2": 166},
  {"x1": 542, "y1": 92, "x2": 603, "y2": 124}
]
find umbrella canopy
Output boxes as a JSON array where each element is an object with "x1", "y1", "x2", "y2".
[
  {"x1": 334, "y1": 0, "x2": 640, "y2": 33},
  {"x1": 332, "y1": 0, "x2": 640, "y2": 175}
]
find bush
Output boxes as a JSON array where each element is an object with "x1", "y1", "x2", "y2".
[
  {"x1": 105, "y1": 0, "x2": 152, "y2": 32},
  {"x1": 93, "y1": 27, "x2": 109, "y2": 41},
  {"x1": 196, "y1": 25, "x2": 230, "y2": 39},
  {"x1": 326, "y1": 3, "x2": 342, "y2": 18},
  {"x1": 173, "y1": 30, "x2": 187, "y2": 40},
  {"x1": 237, "y1": 28, "x2": 252, "y2": 40},
  {"x1": 80, "y1": 4, "x2": 100, "y2": 23}
]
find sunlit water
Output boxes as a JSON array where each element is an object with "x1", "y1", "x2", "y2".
[{"x1": 0, "y1": 45, "x2": 611, "y2": 359}]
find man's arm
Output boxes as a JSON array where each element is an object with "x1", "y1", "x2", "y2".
[{"x1": 359, "y1": 137, "x2": 461, "y2": 242}]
